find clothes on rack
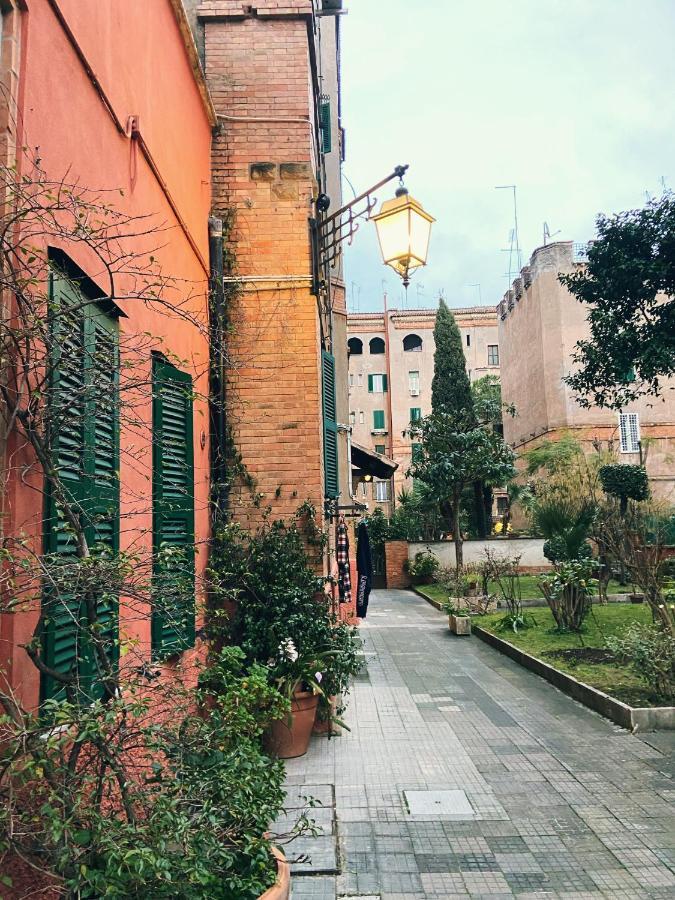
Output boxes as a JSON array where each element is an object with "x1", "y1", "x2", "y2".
[
  {"x1": 356, "y1": 519, "x2": 372, "y2": 619},
  {"x1": 336, "y1": 516, "x2": 352, "y2": 604}
]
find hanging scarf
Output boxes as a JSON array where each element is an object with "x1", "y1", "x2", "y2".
[
  {"x1": 356, "y1": 520, "x2": 373, "y2": 618},
  {"x1": 336, "y1": 517, "x2": 352, "y2": 604}
]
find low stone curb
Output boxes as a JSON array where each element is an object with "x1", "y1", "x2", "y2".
[
  {"x1": 473, "y1": 625, "x2": 675, "y2": 733},
  {"x1": 413, "y1": 585, "x2": 638, "y2": 610}
]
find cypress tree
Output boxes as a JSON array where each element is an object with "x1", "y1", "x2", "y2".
[
  {"x1": 430, "y1": 299, "x2": 487, "y2": 538},
  {"x1": 431, "y1": 299, "x2": 476, "y2": 428}
]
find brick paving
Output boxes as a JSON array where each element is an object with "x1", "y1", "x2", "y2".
[{"x1": 282, "y1": 589, "x2": 675, "y2": 899}]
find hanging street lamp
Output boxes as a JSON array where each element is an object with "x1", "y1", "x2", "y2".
[
  {"x1": 311, "y1": 164, "x2": 434, "y2": 295},
  {"x1": 371, "y1": 178, "x2": 435, "y2": 289}
]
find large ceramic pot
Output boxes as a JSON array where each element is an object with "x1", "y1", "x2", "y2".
[
  {"x1": 264, "y1": 691, "x2": 318, "y2": 758},
  {"x1": 258, "y1": 846, "x2": 290, "y2": 900}
]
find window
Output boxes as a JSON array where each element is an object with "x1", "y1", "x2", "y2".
[
  {"x1": 357, "y1": 373, "x2": 363, "y2": 386},
  {"x1": 368, "y1": 373, "x2": 387, "y2": 393},
  {"x1": 43, "y1": 268, "x2": 120, "y2": 702},
  {"x1": 358, "y1": 480, "x2": 369, "y2": 498},
  {"x1": 322, "y1": 351, "x2": 339, "y2": 499},
  {"x1": 619, "y1": 413, "x2": 640, "y2": 453},
  {"x1": 359, "y1": 411, "x2": 364, "y2": 425},
  {"x1": 349, "y1": 410, "x2": 356, "y2": 426},
  {"x1": 375, "y1": 480, "x2": 391, "y2": 502},
  {"x1": 369, "y1": 337, "x2": 385, "y2": 354},
  {"x1": 348, "y1": 337, "x2": 363, "y2": 355},
  {"x1": 466, "y1": 334, "x2": 471, "y2": 347},
  {"x1": 497, "y1": 496, "x2": 509, "y2": 513},
  {"x1": 152, "y1": 356, "x2": 196, "y2": 658},
  {"x1": 319, "y1": 94, "x2": 331, "y2": 154},
  {"x1": 403, "y1": 333, "x2": 422, "y2": 352},
  {"x1": 412, "y1": 442, "x2": 423, "y2": 462},
  {"x1": 488, "y1": 345, "x2": 499, "y2": 366},
  {"x1": 349, "y1": 373, "x2": 354, "y2": 387},
  {"x1": 373, "y1": 410, "x2": 385, "y2": 430},
  {"x1": 409, "y1": 370, "x2": 420, "y2": 394},
  {"x1": 374, "y1": 443, "x2": 386, "y2": 455},
  {"x1": 410, "y1": 407, "x2": 421, "y2": 423}
]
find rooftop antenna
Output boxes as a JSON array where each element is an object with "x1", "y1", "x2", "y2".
[
  {"x1": 660, "y1": 175, "x2": 668, "y2": 195},
  {"x1": 543, "y1": 222, "x2": 561, "y2": 246},
  {"x1": 468, "y1": 282, "x2": 482, "y2": 304},
  {"x1": 496, "y1": 184, "x2": 522, "y2": 286}
]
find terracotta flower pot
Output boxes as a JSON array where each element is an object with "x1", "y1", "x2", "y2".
[
  {"x1": 258, "y1": 846, "x2": 290, "y2": 900},
  {"x1": 264, "y1": 691, "x2": 318, "y2": 758}
]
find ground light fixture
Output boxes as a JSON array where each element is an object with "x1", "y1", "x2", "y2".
[{"x1": 313, "y1": 164, "x2": 435, "y2": 294}]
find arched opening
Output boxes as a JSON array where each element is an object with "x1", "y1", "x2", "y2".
[
  {"x1": 403, "y1": 333, "x2": 423, "y2": 352},
  {"x1": 369, "y1": 337, "x2": 385, "y2": 355},
  {"x1": 347, "y1": 337, "x2": 363, "y2": 355}
]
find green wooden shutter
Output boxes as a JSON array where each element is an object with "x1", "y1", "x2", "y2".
[
  {"x1": 374, "y1": 444, "x2": 386, "y2": 455},
  {"x1": 322, "y1": 350, "x2": 339, "y2": 499},
  {"x1": 382, "y1": 374, "x2": 388, "y2": 392},
  {"x1": 373, "y1": 410, "x2": 385, "y2": 430},
  {"x1": 410, "y1": 407, "x2": 421, "y2": 423},
  {"x1": 152, "y1": 357, "x2": 195, "y2": 657},
  {"x1": 43, "y1": 272, "x2": 120, "y2": 703},
  {"x1": 412, "y1": 442, "x2": 423, "y2": 462},
  {"x1": 319, "y1": 95, "x2": 331, "y2": 154},
  {"x1": 368, "y1": 374, "x2": 373, "y2": 393}
]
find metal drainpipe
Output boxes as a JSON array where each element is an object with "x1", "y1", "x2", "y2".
[
  {"x1": 208, "y1": 217, "x2": 228, "y2": 523},
  {"x1": 383, "y1": 293, "x2": 395, "y2": 512}
]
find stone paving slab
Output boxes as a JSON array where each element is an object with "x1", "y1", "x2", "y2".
[{"x1": 285, "y1": 589, "x2": 675, "y2": 899}]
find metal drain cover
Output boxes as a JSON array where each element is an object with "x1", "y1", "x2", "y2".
[{"x1": 404, "y1": 789, "x2": 475, "y2": 819}]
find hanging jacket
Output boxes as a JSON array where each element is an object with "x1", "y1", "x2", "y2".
[{"x1": 356, "y1": 520, "x2": 373, "y2": 618}]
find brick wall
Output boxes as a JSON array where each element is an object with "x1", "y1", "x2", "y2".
[
  {"x1": 201, "y1": 3, "x2": 326, "y2": 525},
  {"x1": 385, "y1": 540, "x2": 412, "y2": 589}
]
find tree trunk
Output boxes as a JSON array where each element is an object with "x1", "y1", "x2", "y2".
[
  {"x1": 473, "y1": 480, "x2": 487, "y2": 539},
  {"x1": 452, "y1": 490, "x2": 463, "y2": 574}
]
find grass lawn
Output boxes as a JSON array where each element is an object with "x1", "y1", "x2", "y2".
[
  {"x1": 476, "y1": 604, "x2": 659, "y2": 707},
  {"x1": 420, "y1": 575, "x2": 628, "y2": 604}
]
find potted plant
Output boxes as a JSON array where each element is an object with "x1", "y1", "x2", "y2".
[
  {"x1": 443, "y1": 600, "x2": 472, "y2": 635},
  {"x1": 258, "y1": 846, "x2": 291, "y2": 900},
  {"x1": 264, "y1": 640, "x2": 337, "y2": 758}
]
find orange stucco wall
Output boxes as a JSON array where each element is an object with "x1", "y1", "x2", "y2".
[{"x1": 1, "y1": 0, "x2": 213, "y2": 710}]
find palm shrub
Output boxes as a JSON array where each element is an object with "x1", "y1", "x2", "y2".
[{"x1": 531, "y1": 497, "x2": 596, "y2": 563}]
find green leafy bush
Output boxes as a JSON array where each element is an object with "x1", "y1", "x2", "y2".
[
  {"x1": 606, "y1": 623, "x2": 675, "y2": 702},
  {"x1": 539, "y1": 558, "x2": 597, "y2": 632},
  {"x1": 406, "y1": 551, "x2": 440, "y2": 583},
  {"x1": 1, "y1": 655, "x2": 289, "y2": 899}
]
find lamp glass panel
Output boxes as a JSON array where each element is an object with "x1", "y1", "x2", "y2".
[
  {"x1": 374, "y1": 206, "x2": 411, "y2": 266},
  {"x1": 409, "y1": 208, "x2": 432, "y2": 266}
]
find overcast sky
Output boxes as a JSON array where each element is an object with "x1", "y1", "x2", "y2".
[{"x1": 339, "y1": 0, "x2": 675, "y2": 313}]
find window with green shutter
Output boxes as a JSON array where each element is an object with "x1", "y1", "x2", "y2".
[
  {"x1": 152, "y1": 356, "x2": 196, "y2": 657},
  {"x1": 42, "y1": 269, "x2": 120, "y2": 703},
  {"x1": 373, "y1": 410, "x2": 385, "y2": 430},
  {"x1": 322, "y1": 350, "x2": 339, "y2": 499},
  {"x1": 319, "y1": 95, "x2": 332, "y2": 154},
  {"x1": 412, "y1": 442, "x2": 423, "y2": 462},
  {"x1": 368, "y1": 373, "x2": 387, "y2": 393},
  {"x1": 410, "y1": 407, "x2": 421, "y2": 423},
  {"x1": 374, "y1": 444, "x2": 386, "y2": 455}
]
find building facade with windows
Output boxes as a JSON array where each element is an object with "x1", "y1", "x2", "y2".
[
  {"x1": 347, "y1": 306, "x2": 501, "y2": 512},
  {"x1": 498, "y1": 241, "x2": 675, "y2": 502},
  {"x1": 0, "y1": 0, "x2": 215, "y2": 711}
]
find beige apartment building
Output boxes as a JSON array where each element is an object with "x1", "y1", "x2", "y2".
[
  {"x1": 499, "y1": 241, "x2": 675, "y2": 503},
  {"x1": 347, "y1": 305, "x2": 501, "y2": 513}
]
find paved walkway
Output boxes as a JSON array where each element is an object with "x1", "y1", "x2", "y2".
[{"x1": 282, "y1": 589, "x2": 675, "y2": 900}]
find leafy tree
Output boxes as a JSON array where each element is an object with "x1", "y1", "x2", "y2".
[
  {"x1": 408, "y1": 412, "x2": 515, "y2": 571},
  {"x1": 562, "y1": 193, "x2": 675, "y2": 408}
]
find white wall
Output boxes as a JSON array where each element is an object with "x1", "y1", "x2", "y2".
[{"x1": 409, "y1": 538, "x2": 549, "y2": 569}]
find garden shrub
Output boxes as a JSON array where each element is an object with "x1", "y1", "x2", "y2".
[
  {"x1": 0, "y1": 652, "x2": 290, "y2": 899},
  {"x1": 599, "y1": 464, "x2": 650, "y2": 514},
  {"x1": 606, "y1": 623, "x2": 675, "y2": 702},
  {"x1": 539, "y1": 558, "x2": 597, "y2": 632},
  {"x1": 406, "y1": 551, "x2": 440, "y2": 583}
]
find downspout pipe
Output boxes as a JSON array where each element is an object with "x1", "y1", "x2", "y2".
[{"x1": 208, "y1": 217, "x2": 228, "y2": 524}]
